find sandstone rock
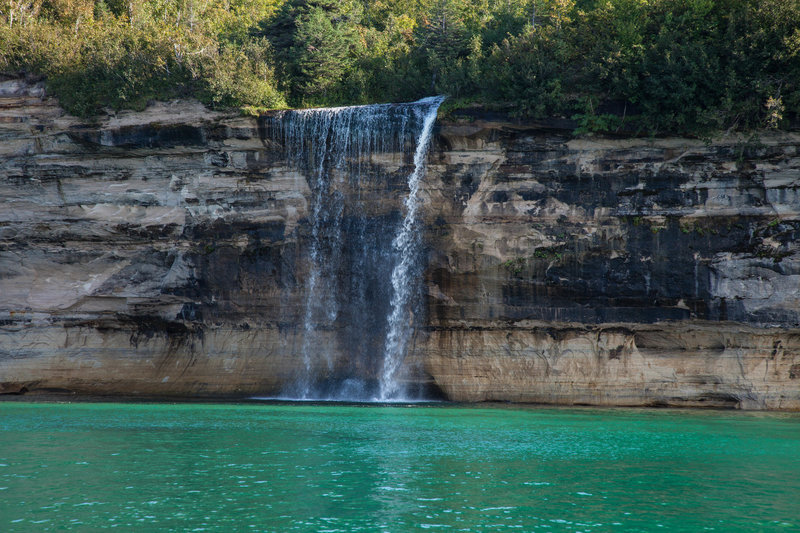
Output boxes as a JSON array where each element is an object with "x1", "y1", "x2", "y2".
[{"x1": 1, "y1": 79, "x2": 798, "y2": 408}]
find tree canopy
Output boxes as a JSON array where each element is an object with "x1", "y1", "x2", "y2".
[{"x1": 1, "y1": 0, "x2": 798, "y2": 135}]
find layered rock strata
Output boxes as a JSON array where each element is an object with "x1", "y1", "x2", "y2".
[
  {"x1": 1, "y1": 79, "x2": 799, "y2": 408},
  {"x1": 419, "y1": 118, "x2": 800, "y2": 409}
]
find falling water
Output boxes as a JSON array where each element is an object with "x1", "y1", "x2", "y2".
[
  {"x1": 379, "y1": 98, "x2": 441, "y2": 400},
  {"x1": 270, "y1": 96, "x2": 444, "y2": 401}
]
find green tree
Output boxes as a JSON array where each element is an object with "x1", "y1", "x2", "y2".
[
  {"x1": 415, "y1": 0, "x2": 472, "y2": 93},
  {"x1": 195, "y1": 38, "x2": 286, "y2": 109},
  {"x1": 261, "y1": 0, "x2": 363, "y2": 105},
  {"x1": 481, "y1": 25, "x2": 572, "y2": 117},
  {"x1": 1, "y1": 0, "x2": 797, "y2": 130}
]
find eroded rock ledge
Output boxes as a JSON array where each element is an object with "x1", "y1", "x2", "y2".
[{"x1": 1, "y1": 80, "x2": 799, "y2": 408}]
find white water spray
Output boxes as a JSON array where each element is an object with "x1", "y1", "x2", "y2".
[
  {"x1": 379, "y1": 96, "x2": 443, "y2": 400},
  {"x1": 271, "y1": 96, "x2": 443, "y2": 401}
]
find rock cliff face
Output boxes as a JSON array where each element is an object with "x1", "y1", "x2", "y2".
[{"x1": 2, "y1": 79, "x2": 799, "y2": 408}]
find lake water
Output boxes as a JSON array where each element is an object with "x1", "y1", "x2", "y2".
[{"x1": 0, "y1": 402, "x2": 797, "y2": 531}]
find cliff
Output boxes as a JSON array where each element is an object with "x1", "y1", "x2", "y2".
[{"x1": 1, "y1": 79, "x2": 799, "y2": 408}]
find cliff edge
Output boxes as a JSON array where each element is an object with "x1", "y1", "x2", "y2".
[{"x1": 1, "y1": 80, "x2": 799, "y2": 408}]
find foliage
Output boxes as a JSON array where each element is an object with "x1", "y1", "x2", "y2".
[
  {"x1": 482, "y1": 25, "x2": 572, "y2": 118},
  {"x1": 0, "y1": 0, "x2": 798, "y2": 135},
  {"x1": 195, "y1": 39, "x2": 286, "y2": 109},
  {"x1": 258, "y1": 0, "x2": 363, "y2": 106}
]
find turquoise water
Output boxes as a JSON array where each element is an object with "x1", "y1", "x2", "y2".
[{"x1": 0, "y1": 403, "x2": 798, "y2": 532}]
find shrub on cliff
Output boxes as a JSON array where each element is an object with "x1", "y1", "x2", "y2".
[
  {"x1": 481, "y1": 24, "x2": 573, "y2": 119},
  {"x1": 257, "y1": 0, "x2": 365, "y2": 107},
  {"x1": 0, "y1": 0, "x2": 797, "y2": 134},
  {"x1": 48, "y1": 22, "x2": 195, "y2": 115},
  {"x1": 194, "y1": 39, "x2": 286, "y2": 110},
  {"x1": 0, "y1": 0, "x2": 285, "y2": 115}
]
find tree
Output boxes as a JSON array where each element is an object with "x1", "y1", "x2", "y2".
[
  {"x1": 260, "y1": 0, "x2": 363, "y2": 105},
  {"x1": 416, "y1": 0, "x2": 471, "y2": 92},
  {"x1": 3, "y1": 0, "x2": 42, "y2": 26},
  {"x1": 195, "y1": 38, "x2": 286, "y2": 109}
]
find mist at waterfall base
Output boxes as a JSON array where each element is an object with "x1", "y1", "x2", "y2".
[{"x1": 267, "y1": 97, "x2": 443, "y2": 402}]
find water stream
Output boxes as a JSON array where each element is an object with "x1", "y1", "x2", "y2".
[{"x1": 271, "y1": 97, "x2": 444, "y2": 401}]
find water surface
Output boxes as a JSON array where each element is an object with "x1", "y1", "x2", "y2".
[{"x1": 0, "y1": 402, "x2": 798, "y2": 531}]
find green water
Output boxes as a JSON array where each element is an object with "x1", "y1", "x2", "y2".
[{"x1": 0, "y1": 403, "x2": 798, "y2": 532}]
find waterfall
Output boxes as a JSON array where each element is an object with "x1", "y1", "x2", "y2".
[
  {"x1": 271, "y1": 97, "x2": 444, "y2": 401},
  {"x1": 379, "y1": 97, "x2": 441, "y2": 401}
]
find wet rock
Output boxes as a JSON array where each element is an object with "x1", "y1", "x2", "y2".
[{"x1": 1, "y1": 79, "x2": 799, "y2": 408}]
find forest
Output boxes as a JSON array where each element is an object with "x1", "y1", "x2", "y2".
[{"x1": 1, "y1": 0, "x2": 798, "y2": 135}]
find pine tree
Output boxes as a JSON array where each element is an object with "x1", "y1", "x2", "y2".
[{"x1": 260, "y1": 0, "x2": 362, "y2": 105}]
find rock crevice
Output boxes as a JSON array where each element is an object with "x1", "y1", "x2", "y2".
[{"x1": 1, "y1": 80, "x2": 799, "y2": 408}]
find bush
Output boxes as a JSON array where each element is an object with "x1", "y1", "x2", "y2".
[
  {"x1": 481, "y1": 27, "x2": 573, "y2": 118},
  {"x1": 195, "y1": 39, "x2": 286, "y2": 109},
  {"x1": 47, "y1": 22, "x2": 194, "y2": 116},
  {"x1": 0, "y1": 0, "x2": 797, "y2": 134}
]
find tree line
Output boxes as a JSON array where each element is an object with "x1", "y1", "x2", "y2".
[{"x1": 1, "y1": 0, "x2": 798, "y2": 135}]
